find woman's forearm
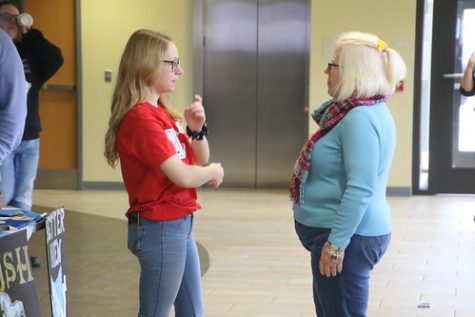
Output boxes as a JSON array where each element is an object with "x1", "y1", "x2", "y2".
[
  {"x1": 461, "y1": 56, "x2": 475, "y2": 92},
  {"x1": 190, "y1": 138, "x2": 210, "y2": 165}
]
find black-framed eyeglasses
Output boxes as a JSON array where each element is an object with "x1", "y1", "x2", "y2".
[
  {"x1": 162, "y1": 58, "x2": 181, "y2": 72},
  {"x1": 327, "y1": 61, "x2": 339, "y2": 72},
  {"x1": 0, "y1": 13, "x2": 19, "y2": 23}
]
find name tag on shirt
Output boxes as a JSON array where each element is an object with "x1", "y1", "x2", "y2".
[{"x1": 165, "y1": 128, "x2": 186, "y2": 159}]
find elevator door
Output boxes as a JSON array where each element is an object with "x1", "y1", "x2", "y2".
[{"x1": 203, "y1": 0, "x2": 309, "y2": 187}]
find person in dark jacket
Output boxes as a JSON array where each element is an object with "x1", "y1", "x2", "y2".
[{"x1": 0, "y1": 1, "x2": 63, "y2": 210}]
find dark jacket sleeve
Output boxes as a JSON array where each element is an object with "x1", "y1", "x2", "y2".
[
  {"x1": 21, "y1": 28, "x2": 64, "y2": 86},
  {"x1": 460, "y1": 74, "x2": 475, "y2": 96}
]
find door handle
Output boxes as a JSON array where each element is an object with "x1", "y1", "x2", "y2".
[
  {"x1": 41, "y1": 83, "x2": 76, "y2": 91},
  {"x1": 442, "y1": 73, "x2": 463, "y2": 79}
]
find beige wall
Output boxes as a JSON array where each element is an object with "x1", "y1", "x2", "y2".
[
  {"x1": 81, "y1": 0, "x2": 193, "y2": 182},
  {"x1": 81, "y1": 0, "x2": 416, "y2": 188}
]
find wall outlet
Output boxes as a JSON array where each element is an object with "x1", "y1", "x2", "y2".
[{"x1": 104, "y1": 70, "x2": 112, "y2": 82}]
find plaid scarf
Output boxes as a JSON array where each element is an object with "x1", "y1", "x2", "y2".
[{"x1": 289, "y1": 95, "x2": 387, "y2": 204}]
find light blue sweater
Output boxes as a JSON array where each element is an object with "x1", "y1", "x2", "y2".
[
  {"x1": 0, "y1": 29, "x2": 26, "y2": 163},
  {"x1": 293, "y1": 102, "x2": 395, "y2": 249}
]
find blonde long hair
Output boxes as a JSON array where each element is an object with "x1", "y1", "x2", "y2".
[
  {"x1": 332, "y1": 31, "x2": 407, "y2": 101},
  {"x1": 104, "y1": 29, "x2": 180, "y2": 167}
]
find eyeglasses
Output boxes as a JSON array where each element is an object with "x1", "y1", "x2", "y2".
[
  {"x1": 0, "y1": 13, "x2": 19, "y2": 23},
  {"x1": 162, "y1": 58, "x2": 181, "y2": 72},
  {"x1": 327, "y1": 61, "x2": 339, "y2": 72}
]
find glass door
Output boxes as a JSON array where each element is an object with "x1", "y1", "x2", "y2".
[{"x1": 428, "y1": 0, "x2": 475, "y2": 193}]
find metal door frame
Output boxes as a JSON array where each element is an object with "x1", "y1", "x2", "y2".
[{"x1": 413, "y1": 0, "x2": 475, "y2": 194}]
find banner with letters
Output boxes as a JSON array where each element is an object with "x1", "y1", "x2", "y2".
[
  {"x1": 0, "y1": 229, "x2": 41, "y2": 317},
  {"x1": 45, "y1": 207, "x2": 67, "y2": 317}
]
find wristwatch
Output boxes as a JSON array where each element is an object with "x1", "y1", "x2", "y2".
[
  {"x1": 325, "y1": 241, "x2": 344, "y2": 261},
  {"x1": 186, "y1": 123, "x2": 208, "y2": 140}
]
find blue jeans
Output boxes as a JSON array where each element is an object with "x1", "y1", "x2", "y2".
[
  {"x1": 0, "y1": 139, "x2": 40, "y2": 210},
  {"x1": 128, "y1": 214, "x2": 203, "y2": 317},
  {"x1": 295, "y1": 221, "x2": 390, "y2": 317}
]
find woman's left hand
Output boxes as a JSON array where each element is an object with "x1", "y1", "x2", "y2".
[
  {"x1": 184, "y1": 94, "x2": 206, "y2": 132},
  {"x1": 319, "y1": 242, "x2": 344, "y2": 277}
]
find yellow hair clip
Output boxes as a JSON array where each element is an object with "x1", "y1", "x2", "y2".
[{"x1": 376, "y1": 39, "x2": 388, "y2": 51}]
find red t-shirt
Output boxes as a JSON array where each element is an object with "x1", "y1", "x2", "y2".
[{"x1": 116, "y1": 102, "x2": 200, "y2": 220}]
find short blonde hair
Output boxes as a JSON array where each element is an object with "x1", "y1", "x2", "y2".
[{"x1": 333, "y1": 31, "x2": 407, "y2": 101}]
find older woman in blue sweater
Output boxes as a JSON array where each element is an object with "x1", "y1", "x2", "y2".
[{"x1": 290, "y1": 31, "x2": 407, "y2": 317}]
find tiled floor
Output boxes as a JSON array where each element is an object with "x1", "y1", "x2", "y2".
[{"x1": 29, "y1": 188, "x2": 475, "y2": 317}]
